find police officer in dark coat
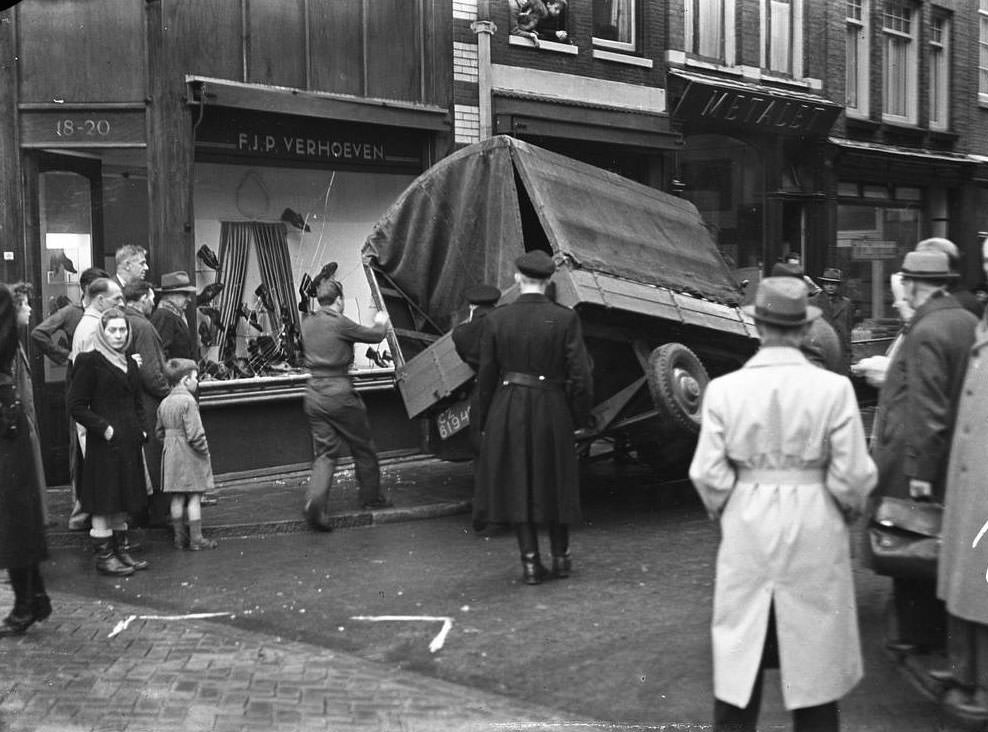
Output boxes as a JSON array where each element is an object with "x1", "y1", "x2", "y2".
[
  {"x1": 452, "y1": 284, "x2": 500, "y2": 370},
  {"x1": 300, "y1": 277, "x2": 392, "y2": 531},
  {"x1": 471, "y1": 250, "x2": 593, "y2": 585}
]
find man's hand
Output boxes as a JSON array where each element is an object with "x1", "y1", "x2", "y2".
[
  {"x1": 909, "y1": 479, "x2": 933, "y2": 501},
  {"x1": 104, "y1": 425, "x2": 114, "y2": 441},
  {"x1": 373, "y1": 310, "x2": 390, "y2": 327},
  {"x1": 131, "y1": 353, "x2": 143, "y2": 368}
]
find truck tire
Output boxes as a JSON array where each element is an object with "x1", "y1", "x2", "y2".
[{"x1": 645, "y1": 343, "x2": 709, "y2": 435}]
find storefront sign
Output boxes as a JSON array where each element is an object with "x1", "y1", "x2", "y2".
[
  {"x1": 20, "y1": 109, "x2": 146, "y2": 148},
  {"x1": 670, "y1": 75, "x2": 841, "y2": 137},
  {"x1": 851, "y1": 241, "x2": 900, "y2": 260},
  {"x1": 196, "y1": 108, "x2": 424, "y2": 171}
]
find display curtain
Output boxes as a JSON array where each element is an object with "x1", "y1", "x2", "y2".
[
  {"x1": 215, "y1": 222, "x2": 251, "y2": 361},
  {"x1": 250, "y1": 222, "x2": 300, "y2": 362}
]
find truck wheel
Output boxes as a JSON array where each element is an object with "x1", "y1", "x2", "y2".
[{"x1": 646, "y1": 343, "x2": 709, "y2": 434}]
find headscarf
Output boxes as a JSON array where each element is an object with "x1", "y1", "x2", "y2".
[
  {"x1": 93, "y1": 310, "x2": 131, "y2": 373},
  {"x1": 0, "y1": 284, "x2": 19, "y2": 375}
]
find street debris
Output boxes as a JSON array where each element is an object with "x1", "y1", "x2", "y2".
[
  {"x1": 349, "y1": 614, "x2": 453, "y2": 653},
  {"x1": 107, "y1": 612, "x2": 234, "y2": 639}
]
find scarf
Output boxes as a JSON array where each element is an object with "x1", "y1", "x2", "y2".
[{"x1": 93, "y1": 315, "x2": 131, "y2": 373}]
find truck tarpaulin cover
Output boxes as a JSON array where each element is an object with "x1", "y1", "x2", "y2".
[{"x1": 362, "y1": 136, "x2": 742, "y2": 332}]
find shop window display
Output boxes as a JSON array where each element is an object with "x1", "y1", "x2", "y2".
[{"x1": 193, "y1": 164, "x2": 416, "y2": 382}]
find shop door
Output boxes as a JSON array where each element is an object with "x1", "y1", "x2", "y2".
[{"x1": 24, "y1": 152, "x2": 104, "y2": 485}]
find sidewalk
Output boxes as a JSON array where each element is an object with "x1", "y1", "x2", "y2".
[
  {"x1": 45, "y1": 453, "x2": 476, "y2": 549},
  {"x1": 0, "y1": 586, "x2": 607, "y2": 732}
]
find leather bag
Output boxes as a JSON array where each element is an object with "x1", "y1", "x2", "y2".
[{"x1": 867, "y1": 497, "x2": 943, "y2": 580}]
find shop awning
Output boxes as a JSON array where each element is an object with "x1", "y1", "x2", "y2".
[
  {"x1": 363, "y1": 135, "x2": 743, "y2": 333},
  {"x1": 186, "y1": 75, "x2": 449, "y2": 132},
  {"x1": 828, "y1": 137, "x2": 977, "y2": 165},
  {"x1": 668, "y1": 69, "x2": 842, "y2": 137}
]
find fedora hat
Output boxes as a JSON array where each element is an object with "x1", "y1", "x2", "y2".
[
  {"x1": 158, "y1": 271, "x2": 197, "y2": 293},
  {"x1": 900, "y1": 250, "x2": 957, "y2": 280},
  {"x1": 817, "y1": 267, "x2": 842, "y2": 283},
  {"x1": 743, "y1": 277, "x2": 821, "y2": 327}
]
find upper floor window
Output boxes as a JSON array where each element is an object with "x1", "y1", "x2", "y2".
[
  {"x1": 593, "y1": 0, "x2": 636, "y2": 52},
  {"x1": 685, "y1": 0, "x2": 736, "y2": 65},
  {"x1": 882, "y1": 2, "x2": 918, "y2": 124},
  {"x1": 846, "y1": 0, "x2": 870, "y2": 115},
  {"x1": 980, "y1": 0, "x2": 988, "y2": 101},
  {"x1": 929, "y1": 15, "x2": 949, "y2": 130},
  {"x1": 761, "y1": 0, "x2": 803, "y2": 76}
]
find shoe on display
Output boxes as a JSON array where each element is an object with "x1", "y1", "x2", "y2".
[
  {"x1": 280, "y1": 207, "x2": 311, "y2": 232},
  {"x1": 197, "y1": 281, "x2": 225, "y2": 306},
  {"x1": 196, "y1": 245, "x2": 220, "y2": 270}
]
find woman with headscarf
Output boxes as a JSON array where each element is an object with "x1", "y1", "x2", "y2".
[
  {"x1": 0, "y1": 282, "x2": 52, "y2": 637},
  {"x1": 68, "y1": 307, "x2": 151, "y2": 576}
]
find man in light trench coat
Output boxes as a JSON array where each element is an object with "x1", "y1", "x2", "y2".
[
  {"x1": 690, "y1": 277, "x2": 877, "y2": 732},
  {"x1": 935, "y1": 235, "x2": 988, "y2": 720}
]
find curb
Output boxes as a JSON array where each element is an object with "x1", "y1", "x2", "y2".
[{"x1": 45, "y1": 499, "x2": 472, "y2": 548}]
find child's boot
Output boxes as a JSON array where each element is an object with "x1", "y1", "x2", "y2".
[
  {"x1": 171, "y1": 517, "x2": 188, "y2": 550},
  {"x1": 188, "y1": 519, "x2": 217, "y2": 551}
]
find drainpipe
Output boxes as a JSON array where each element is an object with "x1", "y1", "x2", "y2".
[{"x1": 471, "y1": 1, "x2": 496, "y2": 140}]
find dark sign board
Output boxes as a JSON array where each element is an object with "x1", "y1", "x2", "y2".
[
  {"x1": 20, "y1": 108, "x2": 146, "y2": 148},
  {"x1": 671, "y1": 74, "x2": 841, "y2": 137},
  {"x1": 195, "y1": 108, "x2": 425, "y2": 171}
]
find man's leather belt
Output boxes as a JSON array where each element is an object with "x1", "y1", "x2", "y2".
[
  {"x1": 736, "y1": 467, "x2": 826, "y2": 485},
  {"x1": 501, "y1": 371, "x2": 564, "y2": 390}
]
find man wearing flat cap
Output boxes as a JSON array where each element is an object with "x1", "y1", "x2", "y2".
[
  {"x1": 690, "y1": 277, "x2": 876, "y2": 731},
  {"x1": 809, "y1": 268, "x2": 854, "y2": 373},
  {"x1": 867, "y1": 249, "x2": 978, "y2": 657},
  {"x1": 471, "y1": 249, "x2": 593, "y2": 585},
  {"x1": 151, "y1": 271, "x2": 197, "y2": 361},
  {"x1": 452, "y1": 283, "x2": 500, "y2": 371}
]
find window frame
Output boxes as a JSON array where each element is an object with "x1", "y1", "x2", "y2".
[
  {"x1": 881, "y1": 1, "x2": 918, "y2": 125},
  {"x1": 760, "y1": 0, "x2": 804, "y2": 78},
  {"x1": 592, "y1": 0, "x2": 637, "y2": 53},
  {"x1": 846, "y1": 0, "x2": 870, "y2": 116},
  {"x1": 928, "y1": 14, "x2": 949, "y2": 131},
  {"x1": 979, "y1": 0, "x2": 988, "y2": 103},
  {"x1": 684, "y1": 0, "x2": 736, "y2": 66}
]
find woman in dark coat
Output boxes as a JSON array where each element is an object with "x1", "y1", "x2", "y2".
[
  {"x1": 0, "y1": 282, "x2": 52, "y2": 637},
  {"x1": 68, "y1": 308, "x2": 150, "y2": 577}
]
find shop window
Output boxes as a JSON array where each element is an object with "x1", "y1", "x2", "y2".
[
  {"x1": 846, "y1": 0, "x2": 870, "y2": 115},
  {"x1": 761, "y1": 0, "x2": 803, "y2": 77},
  {"x1": 928, "y1": 15, "x2": 949, "y2": 130},
  {"x1": 882, "y1": 1, "x2": 918, "y2": 124},
  {"x1": 685, "y1": 0, "x2": 736, "y2": 65},
  {"x1": 981, "y1": 0, "x2": 988, "y2": 102},
  {"x1": 508, "y1": 0, "x2": 570, "y2": 46},
  {"x1": 836, "y1": 200, "x2": 920, "y2": 328},
  {"x1": 193, "y1": 164, "x2": 417, "y2": 382},
  {"x1": 592, "y1": 0, "x2": 635, "y2": 52}
]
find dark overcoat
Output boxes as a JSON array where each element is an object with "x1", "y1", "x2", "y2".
[
  {"x1": 150, "y1": 304, "x2": 195, "y2": 360},
  {"x1": 126, "y1": 309, "x2": 169, "y2": 491},
  {"x1": 938, "y1": 315, "x2": 988, "y2": 623},
  {"x1": 0, "y1": 345, "x2": 48, "y2": 569},
  {"x1": 68, "y1": 350, "x2": 149, "y2": 515},
  {"x1": 451, "y1": 307, "x2": 493, "y2": 370},
  {"x1": 809, "y1": 292, "x2": 854, "y2": 370},
  {"x1": 870, "y1": 292, "x2": 977, "y2": 504},
  {"x1": 471, "y1": 293, "x2": 592, "y2": 525}
]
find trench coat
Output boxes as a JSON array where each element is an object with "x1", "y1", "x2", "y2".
[
  {"x1": 689, "y1": 346, "x2": 876, "y2": 710},
  {"x1": 869, "y1": 292, "x2": 977, "y2": 505},
  {"x1": 68, "y1": 350, "x2": 150, "y2": 515},
  {"x1": 938, "y1": 315, "x2": 988, "y2": 623},
  {"x1": 155, "y1": 384, "x2": 214, "y2": 494},
  {"x1": 471, "y1": 293, "x2": 592, "y2": 526},
  {"x1": 0, "y1": 345, "x2": 48, "y2": 569}
]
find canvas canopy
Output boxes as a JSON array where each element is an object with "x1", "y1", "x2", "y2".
[{"x1": 362, "y1": 135, "x2": 742, "y2": 333}]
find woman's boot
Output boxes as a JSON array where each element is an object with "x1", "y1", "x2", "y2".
[
  {"x1": 171, "y1": 518, "x2": 188, "y2": 549},
  {"x1": 113, "y1": 531, "x2": 149, "y2": 570},
  {"x1": 521, "y1": 552, "x2": 549, "y2": 585},
  {"x1": 93, "y1": 538, "x2": 134, "y2": 577},
  {"x1": 549, "y1": 524, "x2": 571, "y2": 578},
  {"x1": 187, "y1": 519, "x2": 218, "y2": 551}
]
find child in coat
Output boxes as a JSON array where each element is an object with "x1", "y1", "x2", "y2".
[{"x1": 156, "y1": 358, "x2": 217, "y2": 550}]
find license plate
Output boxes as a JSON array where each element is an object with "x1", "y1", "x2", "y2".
[{"x1": 436, "y1": 400, "x2": 470, "y2": 439}]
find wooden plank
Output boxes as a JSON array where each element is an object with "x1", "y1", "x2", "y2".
[
  {"x1": 308, "y1": 0, "x2": 363, "y2": 95},
  {"x1": 247, "y1": 0, "x2": 306, "y2": 88},
  {"x1": 0, "y1": 8, "x2": 23, "y2": 284},
  {"x1": 168, "y1": 0, "x2": 242, "y2": 83},
  {"x1": 365, "y1": 0, "x2": 421, "y2": 102},
  {"x1": 16, "y1": 1, "x2": 145, "y2": 103},
  {"x1": 396, "y1": 331, "x2": 473, "y2": 419}
]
